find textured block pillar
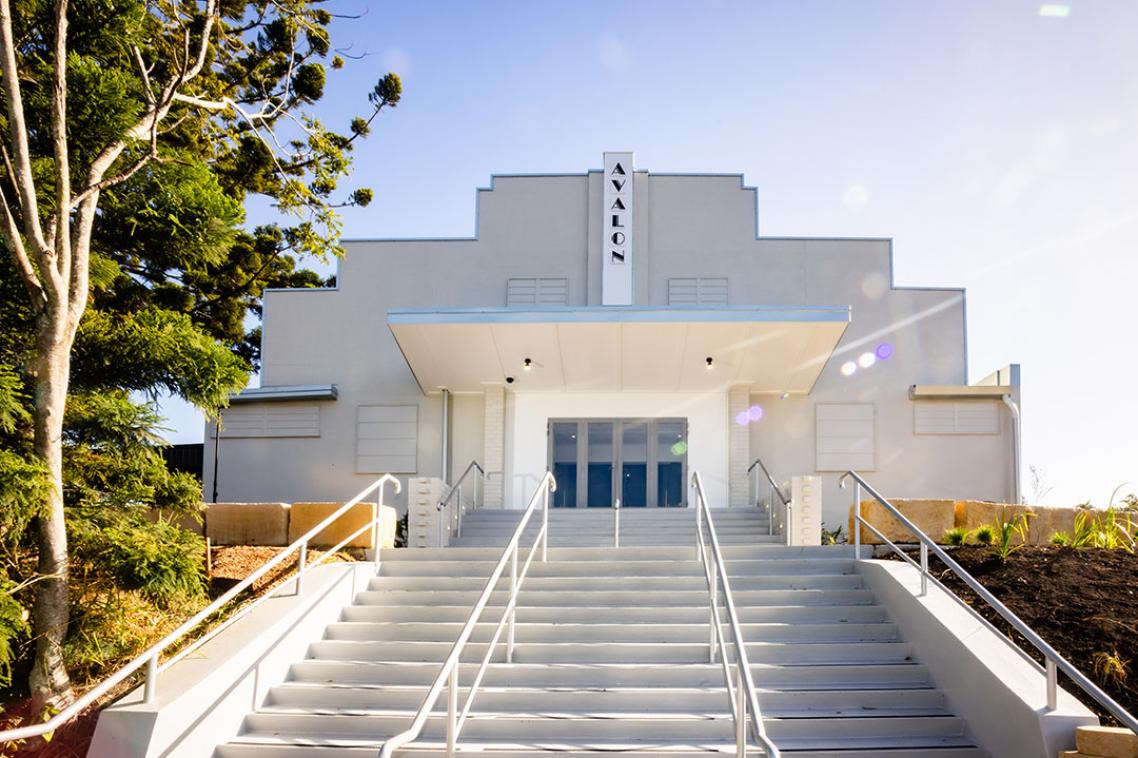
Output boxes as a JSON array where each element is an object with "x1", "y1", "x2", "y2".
[
  {"x1": 407, "y1": 477, "x2": 448, "y2": 548},
  {"x1": 483, "y1": 386, "x2": 505, "y2": 508},
  {"x1": 789, "y1": 476, "x2": 822, "y2": 546},
  {"x1": 728, "y1": 384, "x2": 751, "y2": 507}
]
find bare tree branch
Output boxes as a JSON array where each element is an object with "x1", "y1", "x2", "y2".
[
  {"x1": 0, "y1": 0, "x2": 49, "y2": 257},
  {"x1": 51, "y1": 0, "x2": 72, "y2": 284},
  {"x1": 0, "y1": 184, "x2": 46, "y2": 309}
]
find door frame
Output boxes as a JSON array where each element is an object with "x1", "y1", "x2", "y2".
[{"x1": 547, "y1": 417, "x2": 688, "y2": 508}]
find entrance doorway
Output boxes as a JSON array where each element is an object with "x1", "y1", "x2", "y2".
[{"x1": 548, "y1": 418, "x2": 687, "y2": 508}]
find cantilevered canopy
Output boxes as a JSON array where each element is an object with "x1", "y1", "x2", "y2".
[{"x1": 388, "y1": 306, "x2": 850, "y2": 394}]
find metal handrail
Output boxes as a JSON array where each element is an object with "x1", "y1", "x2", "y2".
[
  {"x1": 437, "y1": 460, "x2": 485, "y2": 544},
  {"x1": 691, "y1": 472, "x2": 781, "y2": 758},
  {"x1": 841, "y1": 469, "x2": 1138, "y2": 733},
  {"x1": 613, "y1": 497, "x2": 621, "y2": 548},
  {"x1": 0, "y1": 473, "x2": 402, "y2": 744},
  {"x1": 747, "y1": 458, "x2": 790, "y2": 537},
  {"x1": 380, "y1": 471, "x2": 556, "y2": 758}
]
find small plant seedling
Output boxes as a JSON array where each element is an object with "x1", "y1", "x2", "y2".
[
  {"x1": 1092, "y1": 650, "x2": 1130, "y2": 686},
  {"x1": 992, "y1": 511, "x2": 1032, "y2": 561},
  {"x1": 1050, "y1": 531, "x2": 1072, "y2": 547},
  {"x1": 973, "y1": 525, "x2": 995, "y2": 546},
  {"x1": 943, "y1": 527, "x2": 970, "y2": 547},
  {"x1": 821, "y1": 525, "x2": 845, "y2": 545}
]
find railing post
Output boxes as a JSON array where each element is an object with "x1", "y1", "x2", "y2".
[
  {"x1": 853, "y1": 483, "x2": 861, "y2": 556},
  {"x1": 507, "y1": 543, "x2": 518, "y2": 663},
  {"x1": 767, "y1": 480, "x2": 774, "y2": 535},
  {"x1": 296, "y1": 542, "x2": 307, "y2": 595},
  {"x1": 709, "y1": 548, "x2": 718, "y2": 663},
  {"x1": 372, "y1": 490, "x2": 383, "y2": 573},
  {"x1": 919, "y1": 542, "x2": 929, "y2": 597},
  {"x1": 736, "y1": 664, "x2": 747, "y2": 757},
  {"x1": 614, "y1": 498, "x2": 620, "y2": 548},
  {"x1": 144, "y1": 654, "x2": 159, "y2": 704},
  {"x1": 1046, "y1": 659, "x2": 1058, "y2": 710},
  {"x1": 447, "y1": 665, "x2": 458, "y2": 757},
  {"x1": 541, "y1": 481, "x2": 549, "y2": 563},
  {"x1": 457, "y1": 488, "x2": 464, "y2": 538}
]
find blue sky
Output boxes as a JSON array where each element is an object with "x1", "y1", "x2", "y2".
[{"x1": 161, "y1": 0, "x2": 1138, "y2": 507}]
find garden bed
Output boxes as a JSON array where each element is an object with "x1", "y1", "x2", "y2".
[{"x1": 909, "y1": 545, "x2": 1138, "y2": 726}]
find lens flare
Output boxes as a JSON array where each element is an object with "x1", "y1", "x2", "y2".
[
  {"x1": 735, "y1": 411, "x2": 750, "y2": 426},
  {"x1": 748, "y1": 405, "x2": 764, "y2": 421},
  {"x1": 670, "y1": 440, "x2": 688, "y2": 456},
  {"x1": 840, "y1": 361, "x2": 857, "y2": 377},
  {"x1": 858, "y1": 352, "x2": 877, "y2": 369},
  {"x1": 779, "y1": 392, "x2": 790, "y2": 400},
  {"x1": 875, "y1": 342, "x2": 894, "y2": 360}
]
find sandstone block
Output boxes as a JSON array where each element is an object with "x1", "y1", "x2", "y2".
[
  {"x1": 147, "y1": 505, "x2": 205, "y2": 536},
  {"x1": 954, "y1": 501, "x2": 1080, "y2": 545},
  {"x1": 205, "y1": 503, "x2": 289, "y2": 546},
  {"x1": 1076, "y1": 725, "x2": 1138, "y2": 758},
  {"x1": 289, "y1": 501, "x2": 383, "y2": 549},
  {"x1": 848, "y1": 498, "x2": 955, "y2": 544}
]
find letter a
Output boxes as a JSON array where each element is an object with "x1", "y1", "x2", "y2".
[
  {"x1": 611, "y1": 163, "x2": 626, "y2": 176},
  {"x1": 611, "y1": 198, "x2": 626, "y2": 210}
]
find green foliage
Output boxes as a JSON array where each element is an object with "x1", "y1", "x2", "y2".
[
  {"x1": 0, "y1": 574, "x2": 30, "y2": 688},
  {"x1": 68, "y1": 509, "x2": 206, "y2": 606},
  {"x1": 821, "y1": 524, "x2": 845, "y2": 545},
  {"x1": 1058, "y1": 508, "x2": 1136, "y2": 552},
  {"x1": 991, "y1": 511, "x2": 1033, "y2": 561},
  {"x1": 973, "y1": 525, "x2": 995, "y2": 545},
  {"x1": 944, "y1": 526, "x2": 970, "y2": 547}
]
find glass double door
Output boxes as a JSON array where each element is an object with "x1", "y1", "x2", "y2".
[{"x1": 549, "y1": 418, "x2": 687, "y2": 508}]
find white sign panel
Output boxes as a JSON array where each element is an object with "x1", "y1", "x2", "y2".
[{"x1": 602, "y1": 151, "x2": 634, "y2": 305}]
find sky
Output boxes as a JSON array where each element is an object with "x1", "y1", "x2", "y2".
[{"x1": 160, "y1": 0, "x2": 1138, "y2": 508}]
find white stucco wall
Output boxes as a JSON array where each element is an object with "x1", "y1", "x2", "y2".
[
  {"x1": 206, "y1": 162, "x2": 1014, "y2": 515},
  {"x1": 506, "y1": 392, "x2": 729, "y2": 508}
]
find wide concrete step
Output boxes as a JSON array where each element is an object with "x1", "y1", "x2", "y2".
[
  {"x1": 366, "y1": 574, "x2": 863, "y2": 592},
  {"x1": 352, "y1": 588, "x2": 876, "y2": 607},
  {"x1": 238, "y1": 710, "x2": 965, "y2": 741},
  {"x1": 288, "y1": 660, "x2": 933, "y2": 689},
  {"x1": 305, "y1": 639, "x2": 914, "y2": 664},
  {"x1": 219, "y1": 743, "x2": 985, "y2": 758},
  {"x1": 267, "y1": 683, "x2": 946, "y2": 714},
  {"x1": 376, "y1": 546, "x2": 864, "y2": 561},
  {"x1": 340, "y1": 603, "x2": 890, "y2": 625},
  {"x1": 376, "y1": 558, "x2": 855, "y2": 578},
  {"x1": 448, "y1": 537, "x2": 785, "y2": 548},
  {"x1": 322, "y1": 621, "x2": 899, "y2": 644}
]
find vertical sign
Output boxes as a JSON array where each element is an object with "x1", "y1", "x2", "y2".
[{"x1": 602, "y1": 151, "x2": 634, "y2": 306}]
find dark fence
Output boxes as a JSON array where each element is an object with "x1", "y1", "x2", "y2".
[{"x1": 163, "y1": 443, "x2": 204, "y2": 481}]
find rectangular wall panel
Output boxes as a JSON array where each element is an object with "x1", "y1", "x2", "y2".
[
  {"x1": 357, "y1": 405, "x2": 418, "y2": 473},
  {"x1": 914, "y1": 400, "x2": 1000, "y2": 435},
  {"x1": 815, "y1": 403, "x2": 875, "y2": 471},
  {"x1": 217, "y1": 405, "x2": 320, "y2": 438}
]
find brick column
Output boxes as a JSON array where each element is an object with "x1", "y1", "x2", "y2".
[
  {"x1": 483, "y1": 385, "x2": 505, "y2": 508},
  {"x1": 728, "y1": 384, "x2": 751, "y2": 507}
]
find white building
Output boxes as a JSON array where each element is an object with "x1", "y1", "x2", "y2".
[{"x1": 205, "y1": 152, "x2": 1021, "y2": 528}]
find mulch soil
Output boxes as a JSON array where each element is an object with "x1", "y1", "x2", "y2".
[
  {"x1": 1, "y1": 546, "x2": 357, "y2": 757},
  {"x1": 903, "y1": 545, "x2": 1138, "y2": 726}
]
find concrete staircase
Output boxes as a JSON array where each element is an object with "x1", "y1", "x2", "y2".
[
  {"x1": 450, "y1": 506, "x2": 779, "y2": 547},
  {"x1": 216, "y1": 510, "x2": 986, "y2": 757}
]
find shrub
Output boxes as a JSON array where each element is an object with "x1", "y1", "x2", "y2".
[
  {"x1": 944, "y1": 527, "x2": 970, "y2": 546},
  {"x1": 1092, "y1": 650, "x2": 1130, "y2": 686},
  {"x1": 68, "y1": 508, "x2": 207, "y2": 606},
  {"x1": 973, "y1": 525, "x2": 995, "y2": 545},
  {"x1": 1051, "y1": 531, "x2": 1072, "y2": 547},
  {"x1": 0, "y1": 574, "x2": 30, "y2": 689}
]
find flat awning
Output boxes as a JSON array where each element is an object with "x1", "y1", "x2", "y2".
[{"x1": 388, "y1": 306, "x2": 850, "y2": 394}]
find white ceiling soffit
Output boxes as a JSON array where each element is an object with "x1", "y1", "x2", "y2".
[{"x1": 387, "y1": 307, "x2": 850, "y2": 394}]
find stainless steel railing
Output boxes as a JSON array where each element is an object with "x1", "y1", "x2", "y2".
[
  {"x1": 437, "y1": 460, "x2": 485, "y2": 545},
  {"x1": 748, "y1": 458, "x2": 790, "y2": 537},
  {"x1": 379, "y1": 471, "x2": 556, "y2": 758},
  {"x1": 692, "y1": 472, "x2": 781, "y2": 758},
  {"x1": 0, "y1": 473, "x2": 402, "y2": 744},
  {"x1": 841, "y1": 469, "x2": 1138, "y2": 733}
]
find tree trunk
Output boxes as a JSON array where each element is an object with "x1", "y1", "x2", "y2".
[{"x1": 28, "y1": 327, "x2": 74, "y2": 709}]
